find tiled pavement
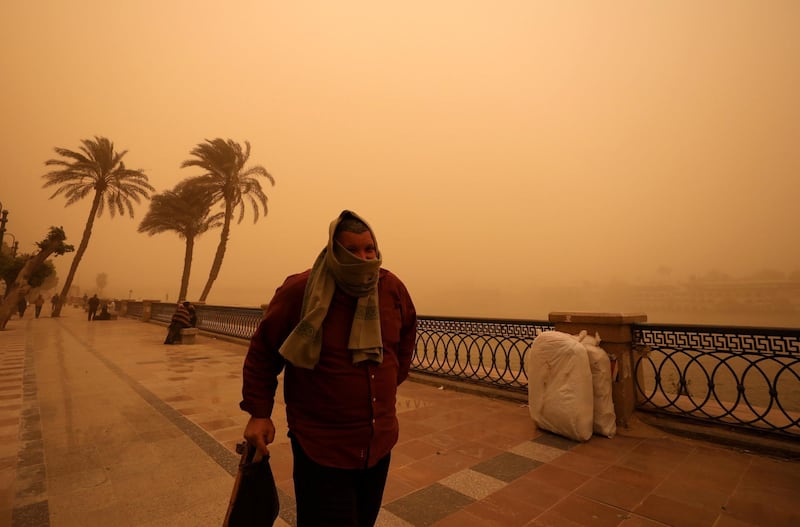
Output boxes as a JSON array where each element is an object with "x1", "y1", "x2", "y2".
[{"x1": 1, "y1": 306, "x2": 799, "y2": 526}]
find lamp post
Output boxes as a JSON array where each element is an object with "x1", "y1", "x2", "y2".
[
  {"x1": 4, "y1": 233, "x2": 18, "y2": 257},
  {"x1": 0, "y1": 201, "x2": 8, "y2": 248}
]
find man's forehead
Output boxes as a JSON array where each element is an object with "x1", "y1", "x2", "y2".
[{"x1": 336, "y1": 217, "x2": 370, "y2": 234}]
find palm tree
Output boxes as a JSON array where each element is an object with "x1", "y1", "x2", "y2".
[
  {"x1": 42, "y1": 136, "x2": 154, "y2": 316},
  {"x1": 138, "y1": 185, "x2": 224, "y2": 301},
  {"x1": 180, "y1": 138, "x2": 274, "y2": 302}
]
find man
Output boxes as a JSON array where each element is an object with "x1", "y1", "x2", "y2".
[
  {"x1": 50, "y1": 294, "x2": 60, "y2": 316},
  {"x1": 87, "y1": 294, "x2": 100, "y2": 321},
  {"x1": 241, "y1": 210, "x2": 417, "y2": 527},
  {"x1": 164, "y1": 301, "x2": 194, "y2": 344},
  {"x1": 34, "y1": 294, "x2": 45, "y2": 318}
]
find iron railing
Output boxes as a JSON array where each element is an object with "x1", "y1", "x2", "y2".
[
  {"x1": 194, "y1": 305, "x2": 264, "y2": 340},
  {"x1": 413, "y1": 316, "x2": 554, "y2": 392},
  {"x1": 129, "y1": 302, "x2": 264, "y2": 340},
  {"x1": 150, "y1": 302, "x2": 174, "y2": 323},
  {"x1": 126, "y1": 301, "x2": 143, "y2": 319},
  {"x1": 634, "y1": 324, "x2": 800, "y2": 437},
  {"x1": 123, "y1": 302, "x2": 800, "y2": 436}
]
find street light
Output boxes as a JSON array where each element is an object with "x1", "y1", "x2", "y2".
[
  {"x1": 0, "y1": 200, "x2": 8, "y2": 248},
  {"x1": 4, "y1": 233, "x2": 18, "y2": 257}
]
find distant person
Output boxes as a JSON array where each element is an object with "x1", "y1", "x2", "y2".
[
  {"x1": 240, "y1": 210, "x2": 417, "y2": 527},
  {"x1": 107, "y1": 299, "x2": 116, "y2": 315},
  {"x1": 95, "y1": 303, "x2": 112, "y2": 320},
  {"x1": 17, "y1": 296, "x2": 28, "y2": 319},
  {"x1": 164, "y1": 301, "x2": 195, "y2": 344},
  {"x1": 34, "y1": 294, "x2": 45, "y2": 318},
  {"x1": 87, "y1": 294, "x2": 100, "y2": 321},
  {"x1": 50, "y1": 294, "x2": 60, "y2": 316}
]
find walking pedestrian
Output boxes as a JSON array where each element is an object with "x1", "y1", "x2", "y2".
[
  {"x1": 240, "y1": 210, "x2": 417, "y2": 527},
  {"x1": 87, "y1": 294, "x2": 100, "y2": 321},
  {"x1": 17, "y1": 296, "x2": 27, "y2": 319},
  {"x1": 34, "y1": 294, "x2": 45, "y2": 318}
]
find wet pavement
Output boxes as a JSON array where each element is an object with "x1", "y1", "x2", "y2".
[{"x1": 1, "y1": 306, "x2": 799, "y2": 526}]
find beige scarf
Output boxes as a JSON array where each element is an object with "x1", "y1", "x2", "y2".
[{"x1": 279, "y1": 211, "x2": 383, "y2": 369}]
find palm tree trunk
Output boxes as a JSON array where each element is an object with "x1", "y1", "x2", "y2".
[
  {"x1": 198, "y1": 201, "x2": 232, "y2": 303},
  {"x1": 178, "y1": 235, "x2": 195, "y2": 302},
  {"x1": 52, "y1": 192, "x2": 101, "y2": 317}
]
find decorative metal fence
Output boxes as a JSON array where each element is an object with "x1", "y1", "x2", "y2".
[
  {"x1": 126, "y1": 301, "x2": 143, "y2": 319},
  {"x1": 135, "y1": 303, "x2": 265, "y2": 340},
  {"x1": 413, "y1": 316, "x2": 554, "y2": 392},
  {"x1": 633, "y1": 324, "x2": 800, "y2": 438},
  {"x1": 150, "y1": 302, "x2": 175, "y2": 323},
  {"x1": 123, "y1": 301, "x2": 800, "y2": 437},
  {"x1": 194, "y1": 305, "x2": 264, "y2": 340}
]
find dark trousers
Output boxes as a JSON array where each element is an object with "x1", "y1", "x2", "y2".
[
  {"x1": 164, "y1": 322, "x2": 185, "y2": 344},
  {"x1": 88, "y1": 308, "x2": 98, "y2": 321},
  {"x1": 290, "y1": 435, "x2": 390, "y2": 527},
  {"x1": 35, "y1": 306, "x2": 43, "y2": 318}
]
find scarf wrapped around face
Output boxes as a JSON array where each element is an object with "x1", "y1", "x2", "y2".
[{"x1": 278, "y1": 211, "x2": 383, "y2": 369}]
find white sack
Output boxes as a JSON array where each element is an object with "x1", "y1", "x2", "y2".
[
  {"x1": 526, "y1": 331, "x2": 594, "y2": 441},
  {"x1": 577, "y1": 331, "x2": 617, "y2": 438}
]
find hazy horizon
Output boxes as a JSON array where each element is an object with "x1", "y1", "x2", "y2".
[{"x1": 2, "y1": 2, "x2": 798, "y2": 326}]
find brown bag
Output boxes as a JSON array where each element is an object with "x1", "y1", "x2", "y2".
[{"x1": 223, "y1": 441, "x2": 280, "y2": 527}]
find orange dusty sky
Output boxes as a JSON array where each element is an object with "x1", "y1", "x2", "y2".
[{"x1": 1, "y1": 1, "x2": 798, "y2": 320}]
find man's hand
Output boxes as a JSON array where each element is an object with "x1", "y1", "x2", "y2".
[{"x1": 244, "y1": 416, "x2": 275, "y2": 456}]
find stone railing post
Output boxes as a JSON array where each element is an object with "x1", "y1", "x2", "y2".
[
  {"x1": 548, "y1": 312, "x2": 647, "y2": 428},
  {"x1": 142, "y1": 300, "x2": 154, "y2": 322}
]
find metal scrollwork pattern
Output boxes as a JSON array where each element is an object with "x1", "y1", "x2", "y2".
[
  {"x1": 195, "y1": 305, "x2": 263, "y2": 340},
  {"x1": 150, "y1": 302, "x2": 174, "y2": 323},
  {"x1": 634, "y1": 324, "x2": 800, "y2": 438},
  {"x1": 412, "y1": 316, "x2": 554, "y2": 392},
  {"x1": 125, "y1": 301, "x2": 143, "y2": 319}
]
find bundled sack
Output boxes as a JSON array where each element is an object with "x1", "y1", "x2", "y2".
[
  {"x1": 526, "y1": 331, "x2": 594, "y2": 441},
  {"x1": 576, "y1": 331, "x2": 617, "y2": 438}
]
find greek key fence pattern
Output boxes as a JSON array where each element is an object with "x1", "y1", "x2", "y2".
[{"x1": 634, "y1": 324, "x2": 800, "y2": 437}]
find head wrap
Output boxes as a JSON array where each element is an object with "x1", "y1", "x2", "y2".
[{"x1": 278, "y1": 210, "x2": 383, "y2": 369}]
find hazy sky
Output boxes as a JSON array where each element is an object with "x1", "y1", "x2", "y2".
[{"x1": 1, "y1": 1, "x2": 798, "y2": 319}]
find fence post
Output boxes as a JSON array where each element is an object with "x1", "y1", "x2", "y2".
[
  {"x1": 548, "y1": 312, "x2": 647, "y2": 428},
  {"x1": 119, "y1": 301, "x2": 128, "y2": 317},
  {"x1": 142, "y1": 300, "x2": 153, "y2": 322}
]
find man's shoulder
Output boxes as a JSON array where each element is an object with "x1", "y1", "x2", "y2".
[
  {"x1": 379, "y1": 268, "x2": 410, "y2": 292},
  {"x1": 275, "y1": 270, "x2": 311, "y2": 297},
  {"x1": 282, "y1": 269, "x2": 311, "y2": 286}
]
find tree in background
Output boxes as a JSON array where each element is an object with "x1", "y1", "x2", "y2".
[
  {"x1": 42, "y1": 136, "x2": 154, "y2": 316},
  {"x1": 96, "y1": 272, "x2": 108, "y2": 296},
  {"x1": 0, "y1": 255, "x2": 56, "y2": 298},
  {"x1": 0, "y1": 227, "x2": 74, "y2": 329},
  {"x1": 179, "y1": 138, "x2": 274, "y2": 302},
  {"x1": 138, "y1": 184, "x2": 224, "y2": 302}
]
